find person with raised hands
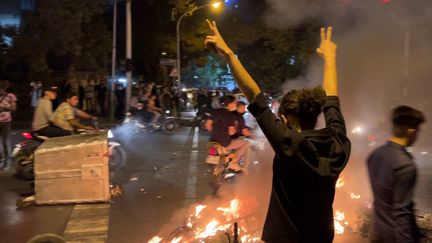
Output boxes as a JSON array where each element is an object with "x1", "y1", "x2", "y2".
[{"x1": 205, "y1": 20, "x2": 351, "y2": 243}]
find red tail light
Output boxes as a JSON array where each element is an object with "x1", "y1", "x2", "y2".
[
  {"x1": 208, "y1": 147, "x2": 218, "y2": 155},
  {"x1": 22, "y1": 132, "x2": 33, "y2": 139}
]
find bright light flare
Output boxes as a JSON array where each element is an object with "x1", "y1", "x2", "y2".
[
  {"x1": 351, "y1": 126, "x2": 363, "y2": 134},
  {"x1": 335, "y1": 210, "x2": 345, "y2": 221},
  {"x1": 196, "y1": 219, "x2": 222, "y2": 239},
  {"x1": 336, "y1": 176, "x2": 345, "y2": 188},
  {"x1": 212, "y1": 2, "x2": 222, "y2": 8},
  {"x1": 350, "y1": 192, "x2": 361, "y2": 199},
  {"x1": 334, "y1": 210, "x2": 346, "y2": 235},
  {"x1": 195, "y1": 205, "x2": 207, "y2": 218},
  {"x1": 217, "y1": 199, "x2": 240, "y2": 220},
  {"x1": 170, "y1": 236, "x2": 183, "y2": 243},
  {"x1": 334, "y1": 220, "x2": 345, "y2": 234},
  {"x1": 107, "y1": 129, "x2": 114, "y2": 139},
  {"x1": 148, "y1": 236, "x2": 163, "y2": 243}
]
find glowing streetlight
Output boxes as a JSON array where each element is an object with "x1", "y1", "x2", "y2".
[
  {"x1": 176, "y1": 1, "x2": 222, "y2": 88},
  {"x1": 212, "y1": 2, "x2": 222, "y2": 8}
]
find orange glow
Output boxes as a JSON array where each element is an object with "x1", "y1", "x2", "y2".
[
  {"x1": 350, "y1": 192, "x2": 361, "y2": 199},
  {"x1": 212, "y1": 2, "x2": 222, "y2": 8},
  {"x1": 216, "y1": 199, "x2": 240, "y2": 220},
  {"x1": 336, "y1": 176, "x2": 345, "y2": 188},
  {"x1": 170, "y1": 236, "x2": 183, "y2": 243},
  {"x1": 194, "y1": 205, "x2": 207, "y2": 218},
  {"x1": 147, "y1": 236, "x2": 163, "y2": 243}
]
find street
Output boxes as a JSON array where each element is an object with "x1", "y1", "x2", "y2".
[{"x1": 0, "y1": 125, "x2": 431, "y2": 243}]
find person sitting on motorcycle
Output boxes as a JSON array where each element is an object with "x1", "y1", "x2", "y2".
[
  {"x1": 147, "y1": 94, "x2": 162, "y2": 128},
  {"x1": 53, "y1": 92, "x2": 96, "y2": 133},
  {"x1": 232, "y1": 101, "x2": 252, "y2": 138},
  {"x1": 128, "y1": 88, "x2": 141, "y2": 115},
  {"x1": 32, "y1": 86, "x2": 72, "y2": 137},
  {"x1": 205, "y1": 95, "x2": 249, "y2": 172}
]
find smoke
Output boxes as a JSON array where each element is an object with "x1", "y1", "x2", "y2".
[
  {"x1": 265, "y1": 0, "x2": 432, "y2": 136},
  {"x1": 264, "y1": 0, "x2": 432, "y2": 219}
]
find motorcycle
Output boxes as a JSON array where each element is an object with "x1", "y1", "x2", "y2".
[
  {"x1": 123, "y1": 108, "x2": 180, "y2": 135},
  {"x1": 13, "y1": 129, "x2": 126, "y2": 180},
  {"x1": 205, "y1": 142, "x2": 238, "y2": 195}
]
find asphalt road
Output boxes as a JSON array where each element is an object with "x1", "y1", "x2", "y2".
[{"x1": 0, "y1": 125, "x2": 431, "y2": 243}]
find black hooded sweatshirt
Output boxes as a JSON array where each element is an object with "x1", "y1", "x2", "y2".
[{"x1": 248, "y1": 93, "x2": 351, "y2": 243}]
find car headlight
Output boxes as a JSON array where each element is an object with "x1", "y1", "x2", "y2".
[{"x1": 108, "y1": 129, "x2": 114, "y2": 139}]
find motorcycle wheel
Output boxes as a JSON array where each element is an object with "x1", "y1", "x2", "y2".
[
  {"x1": 13, "y1": 152, "x2": 34, "y2": 180},
  {"x1": 162, "y1": 119, "x2": 179, "y2": 135},
  {"x1": 109, "y1": 146, "x2": 126, "y2": 171}
]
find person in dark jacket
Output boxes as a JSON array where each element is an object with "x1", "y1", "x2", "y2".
[
  {"x1": 205, "y1": 21, "x2": 351, "y2": 243},
  {"x1": 367, "y1": 106, "x2": 425, "y2": 243}
]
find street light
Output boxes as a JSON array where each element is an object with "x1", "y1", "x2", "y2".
[{"x1": 176, "y1": 1, "x2": 222, "y2": 88}]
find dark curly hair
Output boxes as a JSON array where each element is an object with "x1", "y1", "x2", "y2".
[
  {"x1": 392, "y1": 105, "x2": 425, "y2": 137},
  {"x1": 278, "y1": 86, "x2": 326, "y2": 130}
]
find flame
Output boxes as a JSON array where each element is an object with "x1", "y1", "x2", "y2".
[
  {"x1": 148, "y1": 236, "x2": 163, "y2": 243},
  {"x1": 241, "y1": 235, "x2": 261, "y2": 242},
  {"x1": 334, "y1": 220, "x2": 345, "y2": 234},
  {"x1": 195, "y1": 205, "x2": 207, "y2": 217},
  {"x1": 335, "y1": 210, "x2": 345, "y2": 221},
  {"x1": 336, "y1": 176, "x2": 345, "y2": 188},
  {"x1": 186, "y1": 218, "x2": 193, "y2": 228},
  {"x1": 150, "y1": 198, "x2": 260, "y2": 241},
  {"x1": 195, "y1": 219, "x2": 223, "y2": 239},
  {"x1": 170, "y1": 236, "x2": 183, "y2": 243},
  {"x1": 216, "y1": 199, "x2": 240, "y2": 220},
  {"x1": 350, "y1": 192, "x2": 361, "y2": 199},
  {"x1": 334, "y1": 210, "x2": 346, "y2": 235}
]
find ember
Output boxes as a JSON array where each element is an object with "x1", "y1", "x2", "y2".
[
  {"x1": 336, "y1": 176, "x2": 345, "y2": 188},
  {"x1": 350, "y1": 192, "x2": 361, "y2": 199}
]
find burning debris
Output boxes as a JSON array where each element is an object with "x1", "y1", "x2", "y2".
[
  {"x1": 110, "y1": 184, "x2": 123, "y2": 198},
  {"x1": 148, "y1": 198, "x2": 262, "y2": 243}
]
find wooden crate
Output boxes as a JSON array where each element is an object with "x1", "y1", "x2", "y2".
[{"x1": 34, "y1": 132, "x2": 110, "y2": 205}]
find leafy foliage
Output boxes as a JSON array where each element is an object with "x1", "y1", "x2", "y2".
[
  {"x1": 169, "y1": 0, "x2": 321, "y2": 90},
  {"x1": 5, "y1": 0, "x2": 111, "y2": 80}
]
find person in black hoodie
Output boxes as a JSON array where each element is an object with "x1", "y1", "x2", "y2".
[{"x1": 205, "y1": 21, "x2": 351, "y2": 243}]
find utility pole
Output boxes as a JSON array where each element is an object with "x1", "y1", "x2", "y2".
[
  {"x1": 110, "y1": 0, "x2": 117, "y2": 122},
  {"x1": 125, "y1": 0, "x2": 132, "y2": 112}
]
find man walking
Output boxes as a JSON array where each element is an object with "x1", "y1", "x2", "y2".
[{"x1": 367, "y1": 106, "x2": 425, "y2": 243}]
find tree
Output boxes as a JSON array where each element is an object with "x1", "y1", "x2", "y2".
[
  {"x1": 7, "y1": 0, "x2": 111, "y2": 81},
  {"x1": 0, "y1": 26, "x2": 17, "y2": 78},
  {"x1": 169, "y1": 0, "x2": 321, "y2": 90},
  {"x1": 182, "y1": 53, "x2": 227, "y2": 87}
]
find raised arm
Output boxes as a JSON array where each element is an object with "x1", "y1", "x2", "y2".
[
  {"x1": 205, "y1": 20, "x2": 261, "y2": 102},
  {"x1": 317, "y1": 27, "x2": 338, "y2": 96}
]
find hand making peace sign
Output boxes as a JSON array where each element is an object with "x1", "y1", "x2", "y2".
[
  {"x1": 205, "y1": 19, "x2": 233, "y2": 60},
  {"x1": 316, "y1": 27, "x2": 337, "y2": 60}
]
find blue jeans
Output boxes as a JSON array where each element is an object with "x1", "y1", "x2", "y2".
[{"x1": 0, "y1": 122, "x2": 11, "y2": 162}]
